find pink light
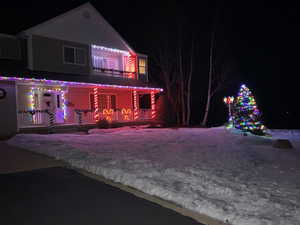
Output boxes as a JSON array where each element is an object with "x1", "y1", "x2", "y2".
[
  {"x1": 151, "y1": 91, "x2": 156, "y2": 119},
  {"x1": 124, "y1": 54, "x2": 136, "y2": 79},
  {"x1": 93, "y1": 87, "x2": 100, "y2": 122},
  {"x1": 0, "y1": 76, "x2": 163, "y2": 92},
  {"x1": 133, "y1": 90, "x2": 138, "y2": 120}
]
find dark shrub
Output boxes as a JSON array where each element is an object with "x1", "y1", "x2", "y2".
[{"x1": 96, "y1": 119, "x2": 110, "y2": 129}]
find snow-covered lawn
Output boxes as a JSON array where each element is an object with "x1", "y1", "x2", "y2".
[{"x1": 7, "y1": 127, "x2": 300, "y2": 225}]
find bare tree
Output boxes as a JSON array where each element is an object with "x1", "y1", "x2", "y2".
[
  {"x1": 201, "y1": 1, "x2": 232, "y2": 126},
  {"x1": 186, "y1": 40, "x2": 194, "y2": 125},
  {"x1": 153, "y1": 33, "x2": 195, "y2": 126}
]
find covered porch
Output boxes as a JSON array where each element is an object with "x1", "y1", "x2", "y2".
[{"x1": 14, "y1": 78, "x2": 162, "y2": 129}]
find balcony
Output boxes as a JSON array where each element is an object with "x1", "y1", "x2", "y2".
[
  {"x1": 91, "y1": 44, "x2": 136, "y2": 79},
  {"x1": 92, "y1": 67, "x2": 137, "y2": 79}
]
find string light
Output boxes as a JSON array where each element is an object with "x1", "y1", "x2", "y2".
[
  {"x1": 103, "y1": 109, "x2": 113, "y2": 122},
  {"x1": 125, "y1": 54, "x2": 136, "y2": 79},
  {"x1": 133, "y1": 90, "x2": 138, "y2": 120},
  {"x1": 91, "y1": 44, "x2": 130, "y2": 56},
  {"x1": 0, "y1": 76, "x2": 163, "y2": 92},
  {"x1": 93, "y1": 87, "x2": 99, "y2": 122},
  {"x1": 121, "y1": 108, "x2": 131, "y2": 120},
  {"x1": 28, "y1": 87, "x2": 67, "y2": 121},
  {"x1": 150, "y1": 91, "x2": 156, "y2": 119},
  {"x1": 230, "y1": 84, "x2": 266, "y2": 135},
  {"x1": 223, "y1": 96, "x2": 234, "y2": 104}
]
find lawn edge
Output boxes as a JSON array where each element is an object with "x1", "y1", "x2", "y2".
[{"x1": 75, "y1": 167, "x2": 230, "y2": 225}]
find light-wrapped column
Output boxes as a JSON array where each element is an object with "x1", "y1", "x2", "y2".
[
  {"x1": 93, "y1": 87, "x2": 100, "y2": 122},
  {"x1": 133, "y1": 90, "x2": 138, "y2": 120},
  {"x1": 151, "y1": 91, "x2": 156, "y2": 119}
]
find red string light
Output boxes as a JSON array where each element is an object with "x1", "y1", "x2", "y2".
[
  {"x1": 133, "y1": 90, "x2": 138, "y2": 120},
  {"x1": 151, "y1": 91, "x2": 156, "y2": 119},
  {"x1": 93, "y1": 87, "x2": 99, "y2": 122}
]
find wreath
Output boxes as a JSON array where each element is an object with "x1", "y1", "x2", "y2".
[{"x1": 0, "y1": 88, "x2": 7, "y2": 100}]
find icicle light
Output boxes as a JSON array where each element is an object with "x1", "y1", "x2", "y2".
[{"x1": 0, "y1": 76, "x2": 163, "y2": 92}]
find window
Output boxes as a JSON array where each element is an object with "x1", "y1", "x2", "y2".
[
  {"x1": 139, "y1": 94, "x2": 151, "y2": 109},
  {"x1": 138, "y1": 58, "x2": 146, "y2": 74},
  {"x1": 90, "y1": 93, "x2": 117, "y2": 110},
  {"x1": 63, "y1": 46, "x2": 86, "y2": 65}
]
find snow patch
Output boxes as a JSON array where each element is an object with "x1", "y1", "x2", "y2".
[{"x1": 7, "y1": 127, "x2": 300, "y2": 225}]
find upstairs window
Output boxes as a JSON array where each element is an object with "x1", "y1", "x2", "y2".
[
  {"x1": 63, "y1": 46, "x2": 86, "y2": 65},
  {"x1": 138, "y1": 58, "x2": 147, "y2": 74}
]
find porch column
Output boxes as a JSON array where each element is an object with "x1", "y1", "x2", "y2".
[
  {"x1": 133, "y1": 90, "x2": 139, "y2": 120},
  {"x1": 93, "y1": 87, "x2": 100, "y2": 121},
  {"x1": 151, "y1": 91, "x2": 156, "y2": 119}
]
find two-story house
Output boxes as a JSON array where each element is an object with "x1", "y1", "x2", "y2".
[{"x1": 0, "y1": 3, "x2": 163, "y2": 137}]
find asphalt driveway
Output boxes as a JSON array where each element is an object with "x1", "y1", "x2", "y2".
[
  {"x1": 0, "y1": 141, "x2": 203, "y2": 225},
  {"x1": 1, "y1": 166, "x2": 202, "y2": 225}
]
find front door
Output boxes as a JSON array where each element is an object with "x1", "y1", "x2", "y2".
[{"x1": 54, "y1": 93, "x2": 64, "y2": 123}]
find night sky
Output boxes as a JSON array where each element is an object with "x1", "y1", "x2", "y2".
[{"x1": 1, "y1": 0, "x2": 299, "y2": 128}]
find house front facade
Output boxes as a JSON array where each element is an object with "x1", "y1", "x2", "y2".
[{"x1": 0, "y1": 3, "x2": 162, "y2": 136}]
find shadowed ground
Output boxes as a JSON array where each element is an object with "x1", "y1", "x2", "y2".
[
  {"x1": 0, "y1": 167, "x2": 202, "y2": 225},
  {"x1": 0, "y1": 142, "x2": 65, "y2": 173}
]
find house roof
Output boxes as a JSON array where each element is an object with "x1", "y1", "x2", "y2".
[{"x1": 20, "y1": 2, "x2": 135, "y2": 53}]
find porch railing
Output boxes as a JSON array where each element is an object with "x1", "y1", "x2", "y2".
[
  {"x1": 18, "y1": 108, "x2": 153, "y2": 128},
  {"x1": 18, "y1": 110, "x2": 54, "y2": 128},
  {"x1": 74, "y1": 109, "x2": 152, "y2": 124}
]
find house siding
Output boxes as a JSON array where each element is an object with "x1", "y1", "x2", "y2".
[
  {"x1": 0, "y1": 81, "x2": 17, "y2": 137},
  {"x1": 66, "y1": 87, "x2": 133, "y2": 123},
  {"x1": 67, "y1": 87, "x2": 132, "y2": 111},
  {"x1": 31, "y1": 34, "x2": 90, "y2": 75}
]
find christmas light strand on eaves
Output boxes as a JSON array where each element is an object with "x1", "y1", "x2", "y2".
[
  {"x1": 0, "y1": 76, "x2": 163, "y2": 92},
  {"x1": 91, "y1": 44, "x2": 130, "y2": 56}
]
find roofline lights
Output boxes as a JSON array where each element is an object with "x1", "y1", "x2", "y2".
[
  {"x1": 91, "y1": 44, "x2": 131, "y2": 56},
  {"x1": 0, "y1": 76, "x2": 163, "y2": 92}
]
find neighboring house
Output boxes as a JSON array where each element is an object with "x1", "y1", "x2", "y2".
[{"x1": 0, "y1": 3, "x2": 162, "y2": 136}]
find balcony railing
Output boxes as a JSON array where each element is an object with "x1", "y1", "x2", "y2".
[{"x1": 93, "y1": 67, "x2": 136, "y2": 79}]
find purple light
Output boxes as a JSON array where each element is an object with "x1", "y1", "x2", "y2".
[{"x1": 0, "y1": 76, "x2": 163, "y2": 92}]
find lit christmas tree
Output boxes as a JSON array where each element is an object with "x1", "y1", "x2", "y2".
[{"x1": 231, "y1": 84, "x2": 266, "y2": 135}]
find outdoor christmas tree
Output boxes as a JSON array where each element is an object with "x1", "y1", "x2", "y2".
[{"x1": 231, "y1": 84, "x2": 266, "y2": 135}]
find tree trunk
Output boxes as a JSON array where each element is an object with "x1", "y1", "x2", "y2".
[
  {"x1": 178, "y1": 44, "x2": 186, "y2": 126},
  {"x1": 201, "y1": 5, "x2": 219, "y2": 127},
  {"x1": 186, "y1": 41, "x2": 194, "y2": 126},
  {"x1": 201, "y1": 22, "x2": 215, "y2": 127}
]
